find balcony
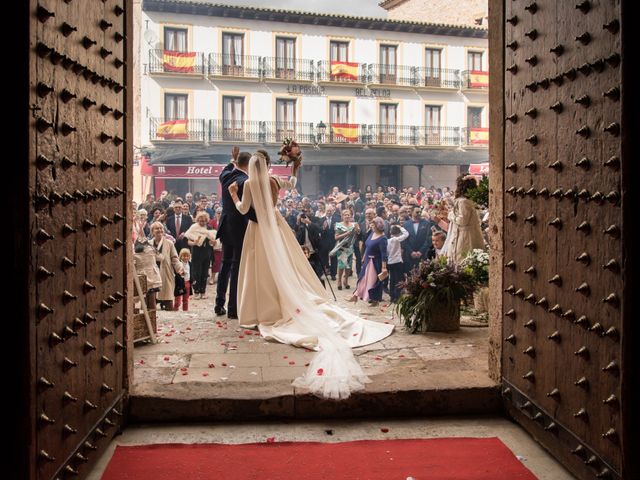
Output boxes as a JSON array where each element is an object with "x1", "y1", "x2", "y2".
[
  {"x1": 367, "y1": 65, "x2": 461, "y2": 89},
  {"x1": 262, "y1": 57, "x2": 315, "y2": 82},
  {"x1": 149, "y1": 118, "x2": 208, "y2": 142},
  {"x1": 208, "y1": 53, "x2": 262, "y2": 79},
  {"x1": 366, "y1": 125, "x2": 463, "y2": 146},
  {"x1": 148, "y1": 49, "x2": 206, "y2": 75},
  {"x1": 461, "y1": 70, "x2": 489, "y2": 90},
  {"x1": 209, "y1": 120, "x2": 316, "y2": 144},
  {"x1": 316, "y1": 60, "x2": 368, "y2": 83}
]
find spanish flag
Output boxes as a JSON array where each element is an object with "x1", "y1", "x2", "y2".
[
  {"x1": 468, "y1": 70, "x2": 489, "y2": 88},
  {"x1": 157, "y1": 119, "x2": 189, "y2": 140},
  {"x1": 330, "y1": 61, "x2": 359, "y2": 80},
  {"x1": 163, "y1": 50, "x2": 196, "y2": 73},
  {"x1": 469, "y1": 127, "x2": 489, "y2": 145},
  {"x1": 332, "y1": 123, "x2": 358, "y2": 143}
]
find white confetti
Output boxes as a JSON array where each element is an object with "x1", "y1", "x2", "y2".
[
  {"x1": 434, "y1": 342, "x2": 441, "y2": 345},
  {"x1": 516, "y1": 455, "x2": 527, "y2": 462},
  {"x1": 220, "y1": 377, "x2": 228, "y2": 381},
  {"x1": 250, "y1": 371, "x2": 258, "y2": 375}
]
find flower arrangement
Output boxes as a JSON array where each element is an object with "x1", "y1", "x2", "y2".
[
  {"x1": 395, "y1": 257, "x2": 477, "y2": 333},
  {"x1": 461, "y1": 248, "x2": 489, "y2": 286}
]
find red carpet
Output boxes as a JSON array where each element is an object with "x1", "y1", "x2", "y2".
[{"x1": 101, "y1": 437, "x2": 537, "y2": 479}]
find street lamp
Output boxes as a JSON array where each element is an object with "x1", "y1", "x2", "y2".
[{"x1": 315, "y1": 121, "x2": 326, "y2": 145}]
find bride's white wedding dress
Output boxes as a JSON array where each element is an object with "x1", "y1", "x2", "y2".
[{"x1": 233, "y1": 153, "x2": 393, "y2": 399}]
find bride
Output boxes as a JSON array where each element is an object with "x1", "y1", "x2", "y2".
[{"x1": 228, "y1": 150, "x2": 393, "y2": 399}]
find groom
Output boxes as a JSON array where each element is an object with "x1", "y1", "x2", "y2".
[{"x1": 215, "y1": 148, "x2": 257, "y2": 319}]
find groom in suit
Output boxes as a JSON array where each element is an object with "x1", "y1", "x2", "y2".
[
  {"x1": 402, "y1": 206, "x2": 433, "y2": 274},
  {"x1": 215, "y1": 148, "x2": 257, "y2": 319}
]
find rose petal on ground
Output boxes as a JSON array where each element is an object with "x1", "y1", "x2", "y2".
[
  {"x1": 202, "y1": 372, "x2": 209, "y2": 377},
  {"x1": 221, "y1": 363, "x2": 227, "y2": 367},
  {"x1": 317, "y1": 368, "x2": 324, "y2": 376},
  {"x1": 266, "y1": 437, "x2": 275, "y2": 443},
  {"x1": 208, "y1": 363, "x2": 215, "y2": 368},
  {"x1": 163, "y1": 356, "x2": 170, "y2": 361},
  {"x1": 380, "y1": 427, "x2": 389, "y2": 433},
  {"x1": 288, "y1": 361, "x2": 295, "y2": 365}
]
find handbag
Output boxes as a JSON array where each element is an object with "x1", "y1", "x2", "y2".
[
  {"x1": 377, "y1": 270, "x2": 389, "y2": 281},
  {"x1": 174, "y1": 273, "x2": 186, "y2": 296}
]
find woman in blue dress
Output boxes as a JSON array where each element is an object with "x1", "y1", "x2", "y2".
[{"x1": 349, "y1": 217, "x2": 388, "y2": 306}]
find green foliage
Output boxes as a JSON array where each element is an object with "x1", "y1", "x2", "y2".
[
  {"x1": 466, "y1": 175, "x2": 489, "y2": 207},
  {"x1": 395, "y1": 257, "x2": 477, "y2": 333}
]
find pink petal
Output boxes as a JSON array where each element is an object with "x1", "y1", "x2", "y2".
[
  {"x1": 380, "y1": 427, "x2": 389, "y2": 433},
  {"x1": 317, "y1": 368, "x2": 324, "y2": 376},
  {"x1": 208, "y1": 363, "x2": 215, "y2": 368},
  {"x1": 266, "y1": 437, "x2": 275, "y2": 443},
  {"x1": 163, "y1": 356, "x2": 170, "y2": 361},
  {"x1": 202, "y1": 372, "x2": 209, "y2": 377},
  {"x1": 288, "y1": 361, "x2": 295, "y2": 365}
]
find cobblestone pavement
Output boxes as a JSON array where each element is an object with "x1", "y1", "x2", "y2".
[{"x1": 133, "y1": 278, "x2": 490, "y2": 396}]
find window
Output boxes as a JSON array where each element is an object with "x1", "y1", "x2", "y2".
[
  {"x1": 330, "y1": 101, "x2": 349, "y2": 123},
  {"x1": 222, "y1": 33, "x2": 244, "y2": 74},
  {"x1": 276, "y1": 99, "x2": 296, "y2": 141},
  {"x1": 379, "y1": 104, "x2": 397, "y2": 144},
  {"x1": 330, "y1": 41, "x2": 349, "y2": 62},
  {"x1": 425, "y1": 105, "x2": 441, "y2": 145},
  {"x1": 379, "y1": 45, "x2": 397, "y2": 84},
  {"x1": 222, "y1": 96, "x2": 244, "y2": 140},
  {"x1": 468, "y1": 51, "x2": 483, "y2": 71},
  {"x1": 468, "y1": 106, "x2": 483, "y2": 128},
  {"x1": 425, "y1": 48, "x2": 442, "y2": 86},
  {"x1": 164, "y1": 93, "x2": 188, "y2": 120},
  {"x1": 164, "y1": 27, "x2": 187, "y2": 52},
  {"x1": 276, "y1": 37, "x2": 296, "y2": 79},
  {"x1": 330, "y1": 101, "x2": 353, "y2": 143}
]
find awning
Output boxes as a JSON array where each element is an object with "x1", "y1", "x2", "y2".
[
  {"x1": 143, "y1": 144, "x2": 488, "y2": 167},
  {"x1": 468, "y1": 162, "x2": 489, "y2": 175}
]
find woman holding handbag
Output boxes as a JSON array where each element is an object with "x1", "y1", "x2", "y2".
[{"x1": 349, "y1": 217, "x2": 388, "y2": 307}]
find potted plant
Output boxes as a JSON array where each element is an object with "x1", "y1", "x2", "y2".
[
  {"x1": 461, "y1": 248, "x2": 490, "y2": 314},
  {"x1": 395, "y1": 257, "x2": 477, "y2": 332}
]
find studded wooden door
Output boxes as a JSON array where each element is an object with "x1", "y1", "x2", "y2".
[
  {"x1": 498, "y1": 0, "x2": 635, "y2": 479},
  {"x1": 28, "y1": 1, "x2": 132, "y2": 479}
]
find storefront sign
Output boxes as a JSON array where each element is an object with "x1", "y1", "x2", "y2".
[
  {"x1": 286, "y1": 84, "x2": 326, "y2": 96},
  {"x1": 153, "y1": 164, "x2": 292, "y2": 178},
  {"x1": 354, "y1": 87, "x2": 391, "y2": 98}
]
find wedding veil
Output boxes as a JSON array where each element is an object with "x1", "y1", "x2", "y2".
[{"x1": 247, "y1": 152, "x2": 370, "y2": 399}]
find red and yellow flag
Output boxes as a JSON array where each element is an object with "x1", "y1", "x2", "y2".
[
  {"x1": 330, "y1": 61, "x2": 358, "y2": 80},
  {"x1": 332, "y1": 123, "x2": 358, "y2": 143},
  {"x1": 468, "y1": 70, "x2": 489, "y2": 88},
  {"x1": 157, "y1": 119, "x2": 189, "y2": 140},
  {"x1": 469, "y1": 127, "x2": 489, "y2": 145},
  {"x1": 163, "y1": 50, "x2": 196, "y2": 73}
]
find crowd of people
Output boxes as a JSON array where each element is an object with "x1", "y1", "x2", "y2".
[{"x1": 132, "y1": 164, "x2": 488, "y2": 312}]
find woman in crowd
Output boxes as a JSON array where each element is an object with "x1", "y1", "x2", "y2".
[
  {"x1": 349, "y1": 217, "x2": 388, "y2": 307},
  {"x1": 150, "y1": 222, "x2": 184, "y2": 310},
  {"x1": 184, "y1": 211, "x2": 217, "y2": 299},
  {"x1": 331, "y1": 208, "x2": 359, "y2": 290},
  {"x1": 445, "y1": 175, "x2": 485, "y2": 265}
]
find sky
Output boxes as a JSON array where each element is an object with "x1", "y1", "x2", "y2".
[{"x1": 198, "y1": 0, "x2": 389, "y2": 18}]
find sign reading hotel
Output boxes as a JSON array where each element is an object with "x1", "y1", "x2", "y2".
[
  {"x1": 354, "y1": 87, "x2": 391, "y2": 98},
  {"x1": 286, "y1": 85, "x2": 326, "y2": 96}
]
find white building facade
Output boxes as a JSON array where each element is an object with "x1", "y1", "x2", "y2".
[{"x1": 139, "y1": 0, "x2": 488, "y2": 199}]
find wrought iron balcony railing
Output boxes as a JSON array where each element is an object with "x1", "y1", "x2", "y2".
[
  {"x1": 366, "y1": 125, "x2": 463, "y2": 146},
  {"x1": 148, "y1": 49, "x2": 207, "y2": 75},
  {"x1": 262, "y1": 57, "x2": 315, "y2": 82},
  {"x1": 208, "y1": 53, "x2": 262, "y2": 78},
  {"x1": 148, "y1": 118, "x2": 486, "y2": 148},
  {"x1": 461, "y1": 70, "x2": 489, "y2": 89},
  {"x1": 149, "y1": 117, "x2": 207, "y2": 142},
  {"x1": 366, "y1": 65, "x2": 460, "y2": 88},
  {"x1": 208, "y1": 120, "x2": 316, "y2": 144}
]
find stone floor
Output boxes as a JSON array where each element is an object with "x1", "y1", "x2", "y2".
[
  {"x1": 87, "y1": 416, "x2": 576, "y2": 479},
  {"x1": 133, "y1": 278, "x2": 493, "y2": 403}
]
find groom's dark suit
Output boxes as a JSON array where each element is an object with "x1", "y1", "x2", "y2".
[{"x1": 215, "y1": 161, "x2": 257, "y2": 317}]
